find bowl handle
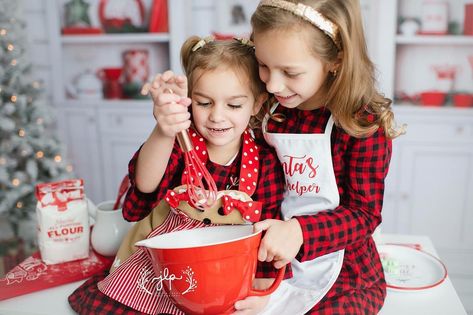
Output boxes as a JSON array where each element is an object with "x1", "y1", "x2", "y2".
[{"x1": 247, "y1": 265, "x2": 286, "y2": 297}]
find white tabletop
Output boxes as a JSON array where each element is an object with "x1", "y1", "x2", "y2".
[
  {"x1": 0, "y1": 280, "x2": 83, "y2": 315},
  {"x1": 0, "y1": 234, "x2": 467, "y2": 315}
]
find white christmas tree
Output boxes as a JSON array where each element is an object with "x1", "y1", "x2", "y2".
[{"x1": 0, "y1": 1, "x2": 73, "y2": 242}]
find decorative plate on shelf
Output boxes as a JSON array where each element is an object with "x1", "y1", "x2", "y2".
[{"x1": 378, "y1": 244, "x2": 447, "y2": 291}]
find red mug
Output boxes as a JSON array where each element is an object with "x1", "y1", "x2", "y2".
[
  {"x1": 97, "y1": 68, "x2": 123, "y2": 99},
  {"x1": 136, "y1": 225, "x2": 285, "y2": 315}
]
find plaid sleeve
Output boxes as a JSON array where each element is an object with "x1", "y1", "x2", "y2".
[
  {"x1": 122, "y1": 142, "x2": 184, "y2": 221},
  {"x1": 295, "y1": 127, "x2": 392, "y2": 262},
  {"x1": 254, "y1": 145, "x2": 292, "y2": 280}
]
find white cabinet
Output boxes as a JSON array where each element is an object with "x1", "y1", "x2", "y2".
[
  {"x1": 382, "y1": 107, "x2": 473, "y2": 312},
  {"x1": 56, "y1": 102, "x2": 158, "y2": 201},
  {"x1": 58, "y1": 103, "x2": 155, "y2": 202},
  {"x1": 57, "y1": 107, "x2": 104, "y2": 202},
  {"x1": 98, "y1": 106, "x2": 155, "y2": 198},
  {"x1": 383, "y1": 108, "x2": 473, "y2": 246}
]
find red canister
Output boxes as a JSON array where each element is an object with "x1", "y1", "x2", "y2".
[
  {"x1": 453, "y1": 93, "x2": 473, "y2": 108},
  {"x1": 122, "y1": 49, "x2": 150, "y2": 84}
]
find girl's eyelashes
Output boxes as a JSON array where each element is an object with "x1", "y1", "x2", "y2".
[
  {"x1": 194, "y1": 100, "x2": 242, "y2": 109},
  {"x1": 257, "y1": 63, "x2": 300, "y2": 78},
  {"x1": 195, "y1": 101, "x2": 211, "y2": 106},
  {"x1": 284, "y1": 71, "x2": 302, "y2": 78}
]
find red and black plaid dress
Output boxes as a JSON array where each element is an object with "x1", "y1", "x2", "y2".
[
  {"x1": 68, "y1": 133, "x2": 290, "y2": 314},
  {"x1": 262, "y1": 106, "x2": 390, "y2": 314}
]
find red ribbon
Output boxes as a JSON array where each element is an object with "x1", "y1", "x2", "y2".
[
  {"x1": 221, "y1": 195, "x2": 262, "y2": 222},
  {"x1": 164, "y1": 190, "x2": 190, "y2": 208},
  {"x1": 164, "y1": 190, "x2": 262, "y2": 222}
]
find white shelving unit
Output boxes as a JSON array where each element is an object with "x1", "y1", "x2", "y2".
[
  {"x1": 44, "y1": 0, "x2": 189, "y2": 202},
  {"x1": 377, "y1": 1, "x2": 473, "y2": 101},
  {"x1": 396, "y1": 34, "x2": 473, "y2": 45},
  {"x1": 60, "y1": 33, "x2": 171, "y2": 44}
]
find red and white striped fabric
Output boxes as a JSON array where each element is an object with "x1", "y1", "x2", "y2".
[{"x1": 98, "y1": 208, "x2": 216, "y2": 314}]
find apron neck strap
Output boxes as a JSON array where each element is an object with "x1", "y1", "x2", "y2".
[
  {"x1": 187, "y1": 128, "x2": 208, "y2": 162},
  {"x1": 181, "y1": 128, "x2": 260, "y2": 197},
  {"x1": 238, "y1": 129, "x2": 260, "y2": 196},
  {"x1": 262, "y1": 102, "x2": 280, "y2": 132},
  {"x1": 324, "y1": 115, "x2": 335, "y2": 135}
]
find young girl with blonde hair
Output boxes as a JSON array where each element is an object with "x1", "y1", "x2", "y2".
[
  {"x1": 68, "y1": 36, "x2": 290, "y2": 314},
  {"x1": 233, "y1": 0, "x2": 403, "y2": 314}
]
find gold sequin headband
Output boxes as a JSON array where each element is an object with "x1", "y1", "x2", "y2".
[
  {"x1": 259, "y1": 0, "x2": 340, "y2": 50},
  {"x1": 191, "y1": 36, "x2": 254, "y2": 52}
]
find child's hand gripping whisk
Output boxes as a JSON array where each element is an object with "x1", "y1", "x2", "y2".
[{"x1": 142, "y1": 75, "x2": 217, "y2": 210}]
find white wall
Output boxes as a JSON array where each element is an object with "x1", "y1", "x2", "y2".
[{"x1": 23, "y1": 0, "x2": 53, "y2": 103}]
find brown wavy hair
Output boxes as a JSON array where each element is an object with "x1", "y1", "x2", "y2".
[
  {"x1": 180, "y1": 36, "x2": 269, "y2": 129},
  {"x1": 251, "y1": 0, "x2": 404, "y2": 138}
]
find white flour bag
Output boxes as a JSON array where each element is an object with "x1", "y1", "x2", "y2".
[{"x1": 35, "y1": 179, "x2": 90, "y2": 265}]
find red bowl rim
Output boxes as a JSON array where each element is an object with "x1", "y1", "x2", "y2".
[{"x1": 136, "y1": 225, "x2": 261, "y2": 249}]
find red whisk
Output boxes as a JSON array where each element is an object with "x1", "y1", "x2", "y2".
[
  {"x1": 176, "y1": 129, "x2": 217, "y2": 210},
  {"x1": 165, "y1": 88, "x2": 217, "y2": 210}
]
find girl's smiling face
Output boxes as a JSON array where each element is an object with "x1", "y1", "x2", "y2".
[
  {"x1": 191, "y1": 67, "x2": 261, "y2": 163},
  {"x1": 253, "y1": 28, "x2": 331, "y2": 110}
]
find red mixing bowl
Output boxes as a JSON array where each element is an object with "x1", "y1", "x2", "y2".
[{"x1": 136, "y1": 225, "x2": 285, "y2": 315}]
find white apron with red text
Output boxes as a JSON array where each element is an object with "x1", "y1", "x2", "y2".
[{"x1": 260, "y1": 104, "x2": 344, "y2": 314}]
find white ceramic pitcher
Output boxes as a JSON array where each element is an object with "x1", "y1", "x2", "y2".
[{"x1": 90, "y1": 200, "x2": 133, "y2": 256}]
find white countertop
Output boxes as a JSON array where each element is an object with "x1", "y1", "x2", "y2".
[{"x1": 0, "y1": 234, "x2": 467, "y2": 315}]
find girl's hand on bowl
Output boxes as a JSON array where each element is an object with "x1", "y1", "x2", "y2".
[
  {"x1": 233, "y1": 295, "x2": 270, "y2": 315},
  {"x1": 254, "y1": 218, "x2": 303, "y2": 269}
]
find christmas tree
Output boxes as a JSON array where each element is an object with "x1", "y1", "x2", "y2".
[{"x1": 0, "y1": 2, "x2": 73, "y2": 244}]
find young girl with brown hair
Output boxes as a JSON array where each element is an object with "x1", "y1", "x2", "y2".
[
  {"x1": 68, "y1": 36, "x2": 290, "y2": 314},
  {"x1": 233, "y1": 0, "x2": 404, "y2": 314}
]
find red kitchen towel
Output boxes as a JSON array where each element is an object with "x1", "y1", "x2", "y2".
[{"x1": 0, "y1": 250, "x2": 113, "y2": 301}]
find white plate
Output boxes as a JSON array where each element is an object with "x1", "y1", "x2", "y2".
[{"x1": 377, "y1": 244, "x2": 447, "y2": 291}]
